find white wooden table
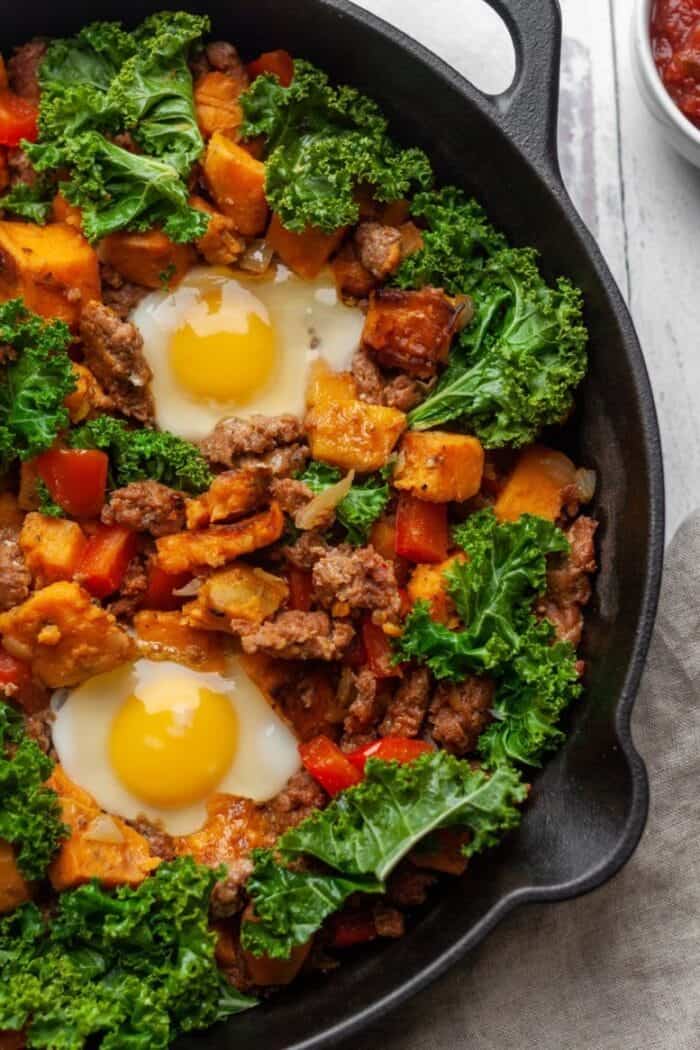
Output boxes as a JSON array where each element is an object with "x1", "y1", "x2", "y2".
[{"x1": 358, "y1": 0, "x2": 700, "y2": 541}]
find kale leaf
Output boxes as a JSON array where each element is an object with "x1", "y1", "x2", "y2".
[
  {"x1": 299, "y1": 460, "x2": 389, "y2": 544},
  {"x1": 0, "y1": 300, "x2": 75, "y2": 471},
  {"x1": 397, "y1": 509, "x2": 569, "y2": 678},
  {"x1": 36, "y1": 479, "x2": 65, "y2": 518},
  {"x1": 0, "y1": 180, "x2": 54, "y2": 224},
  {"x1": 0, "y1": 702, "x2": 66, "y2": 881},
  {"x1": 70, "y1": 416, "x2": 213, "y2": 494},
  {"x1": 0, "y1": 857, "x2": 256, "y2": 1048},
  {"x1": 25, "y1": 13, "x2": 209, "y2": 242},
  {"x1": 241, "y1": 60, "x2": 432, "y2": 233},
  {"x1": 242, "y1": 753, "x2": 526, "y2": 957}
]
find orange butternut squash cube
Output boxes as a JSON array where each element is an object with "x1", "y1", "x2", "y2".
[
  {"x1": 306, "y1": 398, "x2": 406, "y2": 472},
  {"x1": 266, "y1": 212, "x2": 346, "y2": 279},
  {"x1": 190, "y1": 195, "x2": 245, "y2": 266},
  {"x1": 393, "y1": 431, "x2": 484, "y2": 503},
  {"x1": 306, "y1": 361, "x2": 357, "y2": 408},
  {"x1": 494, "y1": 445, "x2": 577, "y2": 523},
  {"x1": 185, "y1": 467, "x2": 269, "y2": 529},
  {"x1": 0, "y1": 221, "x2": 99, "y2": 328},
  {"x1": 406, "y1": 554, "x2": 466, "y2": 626},
  {"x1": 194, "y1": 70, "x2": 245, "y2": 138},
  {"x1": 51, "y1": 192, "x2": 83, "y2": 229},
  {"x1": 182, "y1": 564, "x2": 288, "y2": 632},
  {"x1": 0, "y1": 839, "x2": 31, "y2": 914},
  {"x1": 19, "y1": 512, "x2": 87, "y2": 587},
  {"x1": 156, "y1": 502, "x2": 284, "y2": 574},
  {"x1": 203, "y1": 132, "x2": 269, "y2": 236},
  {"x1": 98, "y1": 229, "x2": 194, "y2": 290}
]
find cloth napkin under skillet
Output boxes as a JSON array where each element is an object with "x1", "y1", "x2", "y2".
[{"x1": 351, "y1": 512, "x2": 700, "y2": 1050}]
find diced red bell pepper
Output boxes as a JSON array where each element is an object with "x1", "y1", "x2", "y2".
[
  {"x1": 346, "y1": 736, "x2": 434, "y2": 773},
  {"x1": 330, "y1": 911, "x2": 378, "y2": 949},
  {"x1": 395, "y1": 494, "x2": 448, "y2": 563},
  {"x1": 361, "y1": 617, "x2": 401, "y2": 679},
  {"x1": 76, "y1": 524, "x2": 138, "y2": 599},
  {"x1": 247, "y1": 49, "x2": 294, "y2": 87},
  {"x1": 0, "y1": 91, "x2": 38, "y2": 146},
  {"x1": 0, "y1": 650, "x2": 32, "y2": 692},
  {"x1": 298, "y1": 735, "x2": 362, "y2": 796},
  {"x1": 35, "y1": 447, "x2": 109, "y2": 519},
  {"x1": 140, "y1": 563, "x2": 191, "y2": 611},
  {"x1": 287, "y1": 567, "x2": 313, "y2": 611}
]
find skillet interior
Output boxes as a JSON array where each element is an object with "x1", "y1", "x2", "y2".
[{"x1": 0, "y1": 1, "x2": 664, "y2": 1046}]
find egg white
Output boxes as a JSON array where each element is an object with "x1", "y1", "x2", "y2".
[
  {"x1": 51, "y1": 657, "x2": 301, "y2": 836},
  {"x1": 132, "y1": 265, "x2": 365, "y2": 441}
]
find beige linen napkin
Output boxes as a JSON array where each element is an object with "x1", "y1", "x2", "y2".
[{"x1": 352, "y1": 513, "x2": 700, "y2": 1050}]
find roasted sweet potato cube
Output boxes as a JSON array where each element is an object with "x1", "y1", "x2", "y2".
[
  {"x1": 406, "y1": 554, "x2": 466, "y2": 626},
  {"x1": 133, "y1": 610, "x2": 227, "y2": 672},
  {"x1": 203, "y1": 132, "x2": 269, "y2": 236},
  {"x1": 393, "y1": 431, "x2": 485, "y2": 503},
  {"x1": 305, "y1": 398, "x2": 406, "y2": 472},
  {"x1": 173, "y1": 793, "x2": 271, "y2": 868},
  {"x1": 0, "y1": 221, "x2": 100, "y2": 328},
  {"x1": 494, "y1": 445, "x2": 577, "y2": 523},
  {"x1": 19, "y1": 512, "x2": 87, "y2": 587},
  {"x1": 306, "y1": 361, "x2": 357, "y2": 408},
  {"x1": 155, "y1": 502, "x2": 284, "y2": 574},
  {"x1": 182, "y1": 564, "x2": 289, "y2": 632},
  {"x1": 51, "y1": 192, "x2": 83, "y2": 230},
  {"x1": 190, "y1": 194, "x2": 245, "y2": 266},
  {"x1": 185, "y1": 467, "x2": 269, "y2": 529},
  {"x1": 0, "y1": 581, "x2": 135, "y2": 688},
  {"x1": 64, "y1": 362, "x2": 109, "y2": 424},
  {"x1": 0, "y1": 839, "x2": 30, "y2": 914},
  {"x1": 194, "y1": 70, "x2": 245, "y2": 138},
  {"x1": 362, "y1": 287, "x2": 459, "y2": 378},
  {"x1": 266, "y1": 213, "x2": 346, "y2": 279},
  {"x1": 98, "y1": 229, "x2": 194, "y2": 290}
]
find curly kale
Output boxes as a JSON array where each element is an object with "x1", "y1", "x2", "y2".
[
  {"x1": 0, "y1": 857, "x2": 256, "y2": 1048},
  {"x1": 0, "y1": 180, "x2": 54, "y2": 224},
  {"x1": 0, "y1": 300, "x2": 75, "y2": 471},
  {"x1": 70, "y1": 416, "x2": 213, "y2": 494},
  {"x1": 241, "y1": 59, "x2": 432, "y2": 232},
  {"x1": 25, "y1": 13, "x2": 209, "y2": 242},
  {"x1": 299, "y1": 460, "x2": 389, "y2": 544},
  {"x1": 0, "y1": 702, "x2": 66, "y2": 881}
]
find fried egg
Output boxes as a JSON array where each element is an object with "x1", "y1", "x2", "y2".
[
  {"x1": 132, "y1": 265, "x2": 364, "y2": 441},
  {"x1": 51, "y1": 657, "x2": 300, "y2": 835}
]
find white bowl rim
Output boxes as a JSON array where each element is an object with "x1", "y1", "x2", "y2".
[{"x1": 635, "y1": 0, "x2": 700, "y2": 145}]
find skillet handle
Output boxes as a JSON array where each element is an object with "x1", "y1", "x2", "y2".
[{"x1": 483, "y1": 0, "x2": 562, "y2": 174}]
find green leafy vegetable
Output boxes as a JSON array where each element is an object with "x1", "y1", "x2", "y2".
[
  {"x1": 241, "y1": 851, "x2": 381, "y2": 959},
  {"x1": 479, "y1": 619, "x2": 582, "y2": 768},
  {"x1": 25, "y1": 13, "x2": 209, "y2": 242},
  {"x1": 299, "y1": 460, "x2": 389, "y2": 544},
  {"x1": 398, "y1": 509, "x2": 569, "y2": 678},
  {"x1": 0, "y1": 857, "x2": 256, "y2": 1048},
  {"x1": 0, "y1": 180, "x2": 54, "y2": 224},
  {"x1": 70, "y1": 416, "x2": 213, "y2": 494},
  {"x1": 0, "y1": 299, "x2": 75, "y2": 471},
  {"x1": 36, "y1": 479, "x2": 65, "y2": 518},
  {"x1": 0, "y1": 702, "x2": 66, "y2": 880},
  {"x1": 241, "y1": 60, "x2": 432, "y2": 233},
  {"x1": 242, "y1": 753, "x2": 526, "y2": 957}
]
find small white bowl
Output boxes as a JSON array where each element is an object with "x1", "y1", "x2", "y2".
[{"x1": 631, "y1": 0, "x2": 700, "y2": 167}]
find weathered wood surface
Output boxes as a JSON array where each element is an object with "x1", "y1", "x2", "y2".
[{"x1": 358, "y1": 0, "x2": 700, "y2": 540}]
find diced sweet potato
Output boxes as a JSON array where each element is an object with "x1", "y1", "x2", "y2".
[
  {"x1": 306, "y1": 360, "x2": 357, "y2": 408},
  {"x1": 203, "y1": 132, "x2": 269, "y2": 236},
  {"x1": 98, "y1": 229, "x2": 194, "y2": 290},
  {"x1": 174, "y1": 793, "x2": 272, "y2": 867},
  {"x1": 51, "y1": 192, "x2": 82, "y2": 230},
  {"x1": 238, "y1": 651, "x2": 290, "y2": 696},
  {"x1": 190, "y1": 194, "x2": 245, "y2": 266},
  {"x1": 0, "y1": 492, "x2": 23, "y2": 530},
  {"x1": 362, "y1": 287, "x2": 458, "y2": 378},
  {"x1": 406, "y1": 554, "x2": 466, "y2": 626},
  {"x1": 393, "y1": 431, "x2": 485, "y2": 503},
  {"x1": 64, "y1": 362, "x2": 109, "y2": 424},
  {"x1": 0, "y1": 581, "x2": 135, "y2": 688},
  {"x1": 305, "y1": 397, "x2": 406, "y2": 472},
  {"x1": 194, "y1": 70, "x2": 245, "y2": 138},
  {"x1": 0, "y1": 221, "x2": 100, "y2": 328},
  {"x1": 185, "y1": 467, "x2": 269, "y2": 529},
  {"x1": 19, "y1": 512, "x2": 87, "y2": 587},
  {"x1": 46, "y1": 766, "x2": 160, "y2": 891},
  {"x1": 242, "y1": 901, "x2": 312, "y2": 985},
  {"x1": 266, "y1": 212, "x2": 346, "y2": 279},
  {"x1": 0, "y1": 839, "x2": 30, "y2": 914},
  {"x1": 133, "y1": 610, "x2": 227, "y2": 672},
  {"x1": 494, "y1": 445, "x2": 577, "y2": 523},
  {"x1": 156, "y1": 502, "x2": 284, "y2": 574},
  {"x1": 182, "y1": 564, "x2": 289, "y2": 632}
]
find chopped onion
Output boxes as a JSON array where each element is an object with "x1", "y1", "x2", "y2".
[
  {"x1": 2, "y1": 637, "x2": 32, "y2": 663},
  {"x1": 84, "y1": 814, "x2": 124, "y2": 844},
  {"x1": 173, "y1": 577, "x2": 203, "y2": 597},
  {"x1": 295, "y1": 470, "x2": 354, "y2": 531},
  {"x1": 574, "y1": 468, "x2": 597, "y2": 504},
  {"x1": 239, "y1": 239, "x2": 274, "y2": 274},
  {"x1": 453, "y1": 293, "x2": 475, "y2": 331}
]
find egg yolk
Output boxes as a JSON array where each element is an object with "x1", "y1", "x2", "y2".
[
  {"x1": 109, "y1": 675, "x2": 238, "y2": 808},
  {"x1": 170, "y1": 283, "x2": 277, "y2": 404}
]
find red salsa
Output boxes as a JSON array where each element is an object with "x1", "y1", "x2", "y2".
[{"x1": 651, "y1": 0, "x2": 700, "y2": 129}]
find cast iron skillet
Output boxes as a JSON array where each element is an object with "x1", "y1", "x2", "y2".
[{"x1": 0, "y1": 0, "x2": 665, "y2": 1045}]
